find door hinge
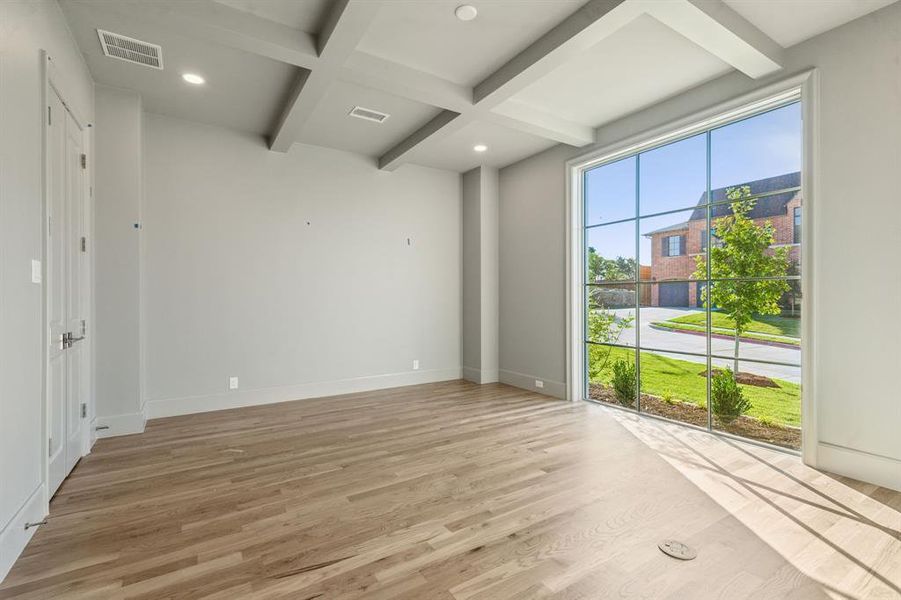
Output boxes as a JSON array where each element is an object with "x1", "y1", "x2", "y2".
[
  {"x1": 81, "y1": 403, "x2": 87, "y2": 419},
  {"x1": 80, "y1": 153, "x2": 87, "y2": 170},
  {"x1": 48, "y1": 438, "x2": 52, "y2": 456},
  {"x1": 81, "y1": 319, "x2": 86, "y2": 336},
  {"x1": 48, "y1": 106, "x2": 51, "y2": 125},
  {"x1": 81, "y1": 236, "x2": 87, "y2": 252}
]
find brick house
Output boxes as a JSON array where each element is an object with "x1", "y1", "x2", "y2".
[{"x1": 643, "y1": 172, "x2": 801, "y2": 307}]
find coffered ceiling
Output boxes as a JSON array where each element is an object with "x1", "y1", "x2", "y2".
[{"x1": 60, "y1": 0, "x2": 897, "y2": 173}]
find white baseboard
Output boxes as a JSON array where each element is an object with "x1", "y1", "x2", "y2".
[
  {"x1": 144, "y1": 367, "x2": 462, "y2": 419},
  {"x1": 817, "y1": 442, "x2": 901, "y2": 491},
  {"x1": 462, "y1": 366, "x2": 499, "y2": 384},
  {"x1": 95, "y1": 410, "x2": 146, "y2": 438},
  {"x1": 0, "y1": 484, "x2": 46, "y2": 583},
  {"x1": 498, "y1": 369, "x2": 566, "y2": 399}
]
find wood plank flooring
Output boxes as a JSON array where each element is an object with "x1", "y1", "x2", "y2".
[{"x1": 0, "y1": 381, "x2": 897, "y2": 599}]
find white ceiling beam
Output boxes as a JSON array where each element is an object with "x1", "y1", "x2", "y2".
[
  {"x1": 645, "y1": 0, "x2": 784, "y2": 79},
  {"x1": 269, "y1": 0, "x2": 381, "y2": 152},
  {"x1": 338, "y1": 52, "x2": 472, "y2": 113},
  {"x1": 378, "y1": 111, "x2": 466, "y2": 171},
  {"x1": 481, "y1": 102, "x2": 594, "y2": 146}
]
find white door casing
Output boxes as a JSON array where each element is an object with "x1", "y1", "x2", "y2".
[{"x1": 47, "y1": 87, "x2": 67, "y2": 495}]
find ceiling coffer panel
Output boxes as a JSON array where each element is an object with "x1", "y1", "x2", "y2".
[{"x1": 97, "y1": 29, "x2": 164, "y2": 70}]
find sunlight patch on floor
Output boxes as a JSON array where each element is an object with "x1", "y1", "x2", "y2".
[{"x1": 592, "y1": 403, "x2": 901, "y2": 600}]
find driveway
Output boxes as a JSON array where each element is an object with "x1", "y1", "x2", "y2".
[{"x1": 608, "y1": 307, "x2": 801, "y2": 383}]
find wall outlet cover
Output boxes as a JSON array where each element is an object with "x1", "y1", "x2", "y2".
[
  {"x1": 228, "y1": 376, "x2": 239, "y2": 390},
  {"x1": 535, "y1": 380, "x2": 544, "y2": 389},
  {"x1": 412, "y1": 359, "x2": 420, "y2": 370},
  {"x1": 31, "y1": 259, "x2": 42, "y2": 284}
]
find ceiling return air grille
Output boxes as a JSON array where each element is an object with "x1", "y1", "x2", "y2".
[
  {"x1": 348, "y1": 106, "x2": 390, "y2": 123},
  {"x1": 97, "y1": 29, "x2": 163, "y2": 70}
]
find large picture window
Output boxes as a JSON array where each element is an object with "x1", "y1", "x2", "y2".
[{"x1": 581, "y1": 101, "x2": 803, "y2": 450}]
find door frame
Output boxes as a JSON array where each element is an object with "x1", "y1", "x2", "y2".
[
  {"x1": 41, "y1": 51, "x2": 95, "y2": 506},
  {"x1": 564, "y1": 69, "x2": 818, "y2": 466}
]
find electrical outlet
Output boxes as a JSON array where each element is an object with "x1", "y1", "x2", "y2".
[
  {"x1": 228, "y1": 376, "x2": 239, "y2": 390},
  {"x1": 535, "y1": 379, "x2": 544, "y2": 389},
  {"x1": 412, "y1": 359, "x2": 420, "y2": 370},
  {"x1": 31, "y1": 260, "x2": 42, "y2": 284}
]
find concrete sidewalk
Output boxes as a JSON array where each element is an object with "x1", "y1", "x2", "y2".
[{"x1": 606, "y1": 307, "x2": 801, "y2": 383}]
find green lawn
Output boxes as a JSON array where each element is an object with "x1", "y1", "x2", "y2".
[
  {"x1": 667, "y1": 311, "x2": 800, "y2": 338},
  {"x1": 589, "y1": 345, "x2": 801, "y2": 427},
  {"x1": 652, "y1": 320, "x2": 800, "y2": 347}
]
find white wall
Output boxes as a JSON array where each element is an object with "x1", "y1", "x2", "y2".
[
  {"x1": 94, "y1": 86, "x2": 144, "y2": 435},
  {"x1": 480, "y1": 168, "x2": 499, "y2": 384},
  {"x1": 499, "y1": 146, "x2": 572, "y2": 399},
  {"x1": 140, "y1": 114, "x2": 461, "y2": 417},
  {"x1": 461, "y1": 166, "x2": 499, "y2": 384},
  {"x1": 0, "y1": 0, "x2": 94, "y2": 579},
  {"x1": 498, "y1": 4, "x2": 901, "y2": 489},
  {"x1": 462, "y1": 169, "x2": 482, "y2": 376}
]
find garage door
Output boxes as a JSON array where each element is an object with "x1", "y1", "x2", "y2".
[{"x1": 659, "y1": 282, "x2": 689, "y2": 307}]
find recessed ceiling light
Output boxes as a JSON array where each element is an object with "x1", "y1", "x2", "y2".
[
  {"x1": 455, "y1": 5, "x2": 478, "y2": 21},
  {"x1": 182, "y1": 73, "x2": 205, "y2": 85},
  {"x1": 473, "y1": 144, "x2": 488, "y2": 153}
]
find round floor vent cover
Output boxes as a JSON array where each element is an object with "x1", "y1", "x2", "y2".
[{"x1": 658, "y1": 539, "x2": 697, "y2": 560}]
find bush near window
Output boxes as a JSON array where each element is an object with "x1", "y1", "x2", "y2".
[
  {"x1": 711, "y1": 367, "x2": 752, "y2": 423},
  {"x1": 611, "y1": 358, "x2": 636, "y2": 407}
]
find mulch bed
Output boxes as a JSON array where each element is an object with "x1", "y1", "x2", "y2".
[
  {"x1": 699, "y1": 368, "x2": 779, "y2": 388},
  {"x1": 588, "y1": 384, "x2": 800, "y2": 450}
]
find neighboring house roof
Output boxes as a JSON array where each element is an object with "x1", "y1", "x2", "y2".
[
  {"x1": 689, "y1": 171, "x2": 800, "y2": 222},
  {"x1": 643, "y1": 221, "x2": 688, "y2": 237}
]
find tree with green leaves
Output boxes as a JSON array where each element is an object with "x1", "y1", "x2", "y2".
[
  {"x1": 585, "y1": 247, "x2": 636, "y2": 385},
  {"x1": 586, "y1": 306, "x2": 634, "y2": 383},
  {"x1": 587, "y1": 248, "x2": 635, "y2": 282},
  {"x1": 693, "y1": 186, "x2": 790, "y2": 373}
]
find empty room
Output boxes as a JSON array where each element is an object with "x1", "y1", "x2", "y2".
[{"x1": 1, "y1": 0, "x2": 900, "y2": 598}]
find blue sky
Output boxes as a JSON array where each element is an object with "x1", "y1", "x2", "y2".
[{"x1": 585, "y1": 102, "x2": 802, "y2": 269}]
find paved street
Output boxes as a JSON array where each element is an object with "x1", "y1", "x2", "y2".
[{"x1": 608, "y1": 307, "x2": 801, "y2": 383}]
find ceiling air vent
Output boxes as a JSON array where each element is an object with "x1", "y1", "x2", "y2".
[
  {"x1": 97, "y1": 29, "x2": 163, "y2": 70},
  {"x1": 349, "y1": 106, "x2": 390, "y2": 124}
]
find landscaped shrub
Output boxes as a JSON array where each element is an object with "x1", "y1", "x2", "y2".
[
  {"x1": 611, "y1": 358, "x2": 636, "y2": 407},
  {"x1": 711, "y1": 368, "x2": 751, "y2": 423}
]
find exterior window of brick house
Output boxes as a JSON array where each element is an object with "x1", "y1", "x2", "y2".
[
  {"x1": 793, "y1": 206, "x2": 801, "y2": 243},
  {"x1": 662, "y1": 235, "x2": 685, "y2": 257}
]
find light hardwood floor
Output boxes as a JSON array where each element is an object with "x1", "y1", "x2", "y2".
[{"x1": 0, "y1": 381, "x2": 897, "y2": 599}]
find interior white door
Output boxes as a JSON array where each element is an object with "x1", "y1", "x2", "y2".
[
  {"x1": 46, "y1": 87, "x2": 86, "y2": 496},
  {"x1": 64, "y1": 109, "x2": 85, "y2": 476},
  {"x1": 47, "y1": 88, "x2": 68, "y2": 495}
]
